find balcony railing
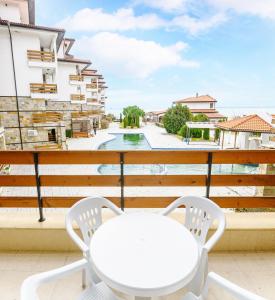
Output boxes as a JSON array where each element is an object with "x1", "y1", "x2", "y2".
[
  {"x1": 69, "y1": 75, "x2": 84, "y2": 81},
  {"x1": 27, "y1": 50, "x2": 55, "y2": 62},
  {"x1": 30, "y1": 83, "x2": 57, "y2": 94},
  {"x1": 71, "y1": 110, "x2": 102, "y2": 118},
  {"x1": 0, "y1": 150, "x2": 274, "y2": 221},
  {"x1": 87, "y1": 98, "x2": 99, "y2": 104},
  {"x1": 70, "y1": 94, "x2": 85, "y2": 101},
  {"x1": 32, "y1": 112, "x2": 63, "y2": 124},
  {"x1": 86, "y1": 83, "x2": 97, "y2": 89}
]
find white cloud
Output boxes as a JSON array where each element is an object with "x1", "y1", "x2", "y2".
[
  {"x1": 207, "y1": 0, "x2": 275, "y2": 19},
  {"x1": 57, "y1": 6, "x2": 226, "y2": 35},
  {"x1": 134, "y1": 0, "x2": 188, "y2": 13},
  {"x1": 171, "y1": 13, "x2": 227, "y2": 35},
  {"x1": 57, "y1": 7, "x2": 166, "y2": 31},
  {"x1": 75, "y1": 32, "x2": 199, "y2": 78}
]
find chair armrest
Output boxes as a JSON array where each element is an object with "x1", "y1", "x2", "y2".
[
  {"x1": 204, "y1": 216, "x2": 226, "y2": 252},
  {"x1": 65, "y1": 217, "x2": 90, "y2": 254},
  {"x1": 203, "y1": 272, "x2": 266, "y2": 300},
  {"x1": 21, "y1": 259, "x2": 87, "y2": 300}
]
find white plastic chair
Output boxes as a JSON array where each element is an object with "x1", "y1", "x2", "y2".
[
  {"x1": 182, "y1": 272, "x2": 266, "y2": 300},
  {"x1": 161, "y1": 196, "x2": 226, "y2": 295},
  {"x1": 66, "y1": 196, "x2": 124, "y2": 287},
  {"x1": 21, "y1": 259, "x2": 119, "y2": 300}
]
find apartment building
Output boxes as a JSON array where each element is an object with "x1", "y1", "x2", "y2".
[{"x1": 0, "y1": 0, "x2": 107, "y2": 149}]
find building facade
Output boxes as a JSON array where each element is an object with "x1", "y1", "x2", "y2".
[
  {"x1": 0, "y1": 0, "x2": 108, "y2": 149},
  {"x1": 173, "y1": 94, "x2": 225, "y2": 122}
]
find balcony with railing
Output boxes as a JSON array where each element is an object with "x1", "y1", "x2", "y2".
[
  {"x1": 0, "y1": 150, "x2": 274, "y2": 299},
  {"x1": 27, "y1": 50, "x2": 56, "y2": 68},
  {"x1": 30, "y1": 83, "x2": 58, "y2": 100},
  {"x1": 87, "y1": 98, "x2": 100, "y2": 105},
  {"x1": 69, "y1": 74, "x2": 84, "y2": 84},
  {"x1": 32, "y1": 112, "x2": 63, "y2": 124},
  {"x1": 70, "y1": 94, "x2": 86, "y2": 102},
  {"x1": 86, "y1": 83, "x2": 98, "y2": 91}
]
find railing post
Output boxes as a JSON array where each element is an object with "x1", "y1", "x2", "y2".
[
  {"x1": 33, "y1": 152, "x2": 45, "y2": 222},
  {"x1": 206, "y1": 152, "x2": 213, "y2": 198},
  {"x1": 120, "y1": 152, "x2": 125, "y2": 211}
]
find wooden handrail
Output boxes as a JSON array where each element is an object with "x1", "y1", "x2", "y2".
[
  {"x1": 70, "y1": 94, "x2": 85, "y2": 101},
  {"x1": 32, "y1": 112, "x2": 63, "y2": 123},
  {"x1": 0, "y1": 150, "x2": 274, "y2": 210},
  {"x1": 27, "y1": 50, "x2": 55, "y2": 62},
  {"x1": 69, "y1": 75, "x2": 83, "y2": 81},
  {"x1": 30, "y1": 83, "x2": 57, "y2": 94},
  {"x1": 86, "y1": 83, "x2": 97, "y2": 89}
]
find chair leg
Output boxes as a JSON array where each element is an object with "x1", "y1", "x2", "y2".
[{"x1": 82, "y1": 268, "x2": 86, "y2": 289}]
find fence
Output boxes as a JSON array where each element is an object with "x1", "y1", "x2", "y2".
[{"x1": 0, "y1": 150, "x2": 274, "y2": 221}]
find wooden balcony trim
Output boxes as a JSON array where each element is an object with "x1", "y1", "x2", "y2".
[
  {"x1": 30, "y1": 83, "x2": 57, "y2": 94},
  {"x1": 27, "y1": 50, "x2": 55, "y2": 62},
  {"x1": 70, "y1": 94, "x2": 85, "y2": 101},
  {"x1": 0, "y1": 150, "x2": 274, "y2": 209},
  {"x1": 69, "y1": 75, "x2": 84, "y2": 81}
]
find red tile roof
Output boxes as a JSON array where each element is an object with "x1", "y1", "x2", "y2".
[
  {"x1": 173, "y1": 94, "x2": 217, "y2": 104},
  {"x1": 217, "y1": 114, "x2": 273, "y2": 133}
]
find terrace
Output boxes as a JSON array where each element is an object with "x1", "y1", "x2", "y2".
[{"x1": 0, "y1": 149, "x2": 274, "y2": 299}]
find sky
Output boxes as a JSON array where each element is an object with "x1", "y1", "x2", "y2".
[{"x1": 36, "y1": 0, "x2": 275, "y2": 116}]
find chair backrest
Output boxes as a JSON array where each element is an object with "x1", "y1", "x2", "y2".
[
  {"x1": 162, "y1": 196, "x2": 225, "y2": 250},
  {"x1": 66, "y1": 197, "x2": 123, "y2": 249}
]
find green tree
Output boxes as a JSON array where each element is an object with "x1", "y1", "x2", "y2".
[
  {"x1": 122, "y1": 105, "x2": 145, "y2": 128},
  {"x1": 163, "y1": 104, "x2": 192, "y2": 134}
]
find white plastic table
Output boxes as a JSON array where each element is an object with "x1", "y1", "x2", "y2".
[{"x1": 90, "y1": 212, "x2": 199, "y2": 299}]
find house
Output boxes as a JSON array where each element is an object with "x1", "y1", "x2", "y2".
[
  {"x1": 145, "y1": 110, "x2": 167, "y2": 123},
  {"x1": 216, "y1": 113, "x2": 275, "y2": 149},
  {"x1": 173, "y1": 94, "x2": 225, "y2": 122},
  {"x1": 0, "y1": 0, "x2": 108, "y2": 149}
]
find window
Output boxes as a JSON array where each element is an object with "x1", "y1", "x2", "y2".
[{"x1": 210, "y1": 103, "x2": 214, "y2": 109}]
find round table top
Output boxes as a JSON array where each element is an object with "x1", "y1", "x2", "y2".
[{"x1": 90, "y1": 212, "x2": 199, "y2": 297}]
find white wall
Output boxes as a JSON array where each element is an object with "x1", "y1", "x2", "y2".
[
  {"x1": 57, "y1": 62, "x2": 86, "y2": 101},
  {"x1": 185, "y1": 102, "x2": 214, "y2": 109},
  {"x1": 0, "y1": 28, "x2": 41, "y2": 96},
  {"x1": 0, "y1": 27, "x2": 58, "y2": 96},
  {"x1": 0, "y1": 2, "x2": 20, "y2": 22},
  {"x1": 222, "y1": 131, "x2": 255, "y2": 149}
]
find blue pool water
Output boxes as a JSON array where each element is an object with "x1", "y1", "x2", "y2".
[{"x1": 98, "y1": 133, "x2": 259, "y2": 175}]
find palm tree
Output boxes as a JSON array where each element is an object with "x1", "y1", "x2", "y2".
[{"x1": 123, "y1": 106, "x2": 145, "y2": 128}]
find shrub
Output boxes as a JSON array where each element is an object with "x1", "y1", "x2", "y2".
[
  {"x1": 192, "y1": 113, "x2": 209, "y2": 122},
  {"x1": 215, "y1": 128, "x2": 220, "y2": 140},
  {"x1": 177, "y1": 125, "x2": 188, "y2": 137},
  {"x1": 66, "y1": 129, "x2": 72, "y2": 138},
  {"x1": 191, "y1": 128, "x2": 202, "y2": 138},
  {"x1": 203, "y1": 128, "x2": 210, "y2": 140},
  {"x1": 163, "y1": 104, "x2": 192, "y2": 134}
]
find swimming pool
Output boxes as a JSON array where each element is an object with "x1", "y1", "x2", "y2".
[{"x1": 98, "y1": 133, "x2": 259, "y2": 175}]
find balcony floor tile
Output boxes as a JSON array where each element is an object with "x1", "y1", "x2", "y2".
[{"x1": 0, "y1": 252, "x2": 274, "y2": 300}]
